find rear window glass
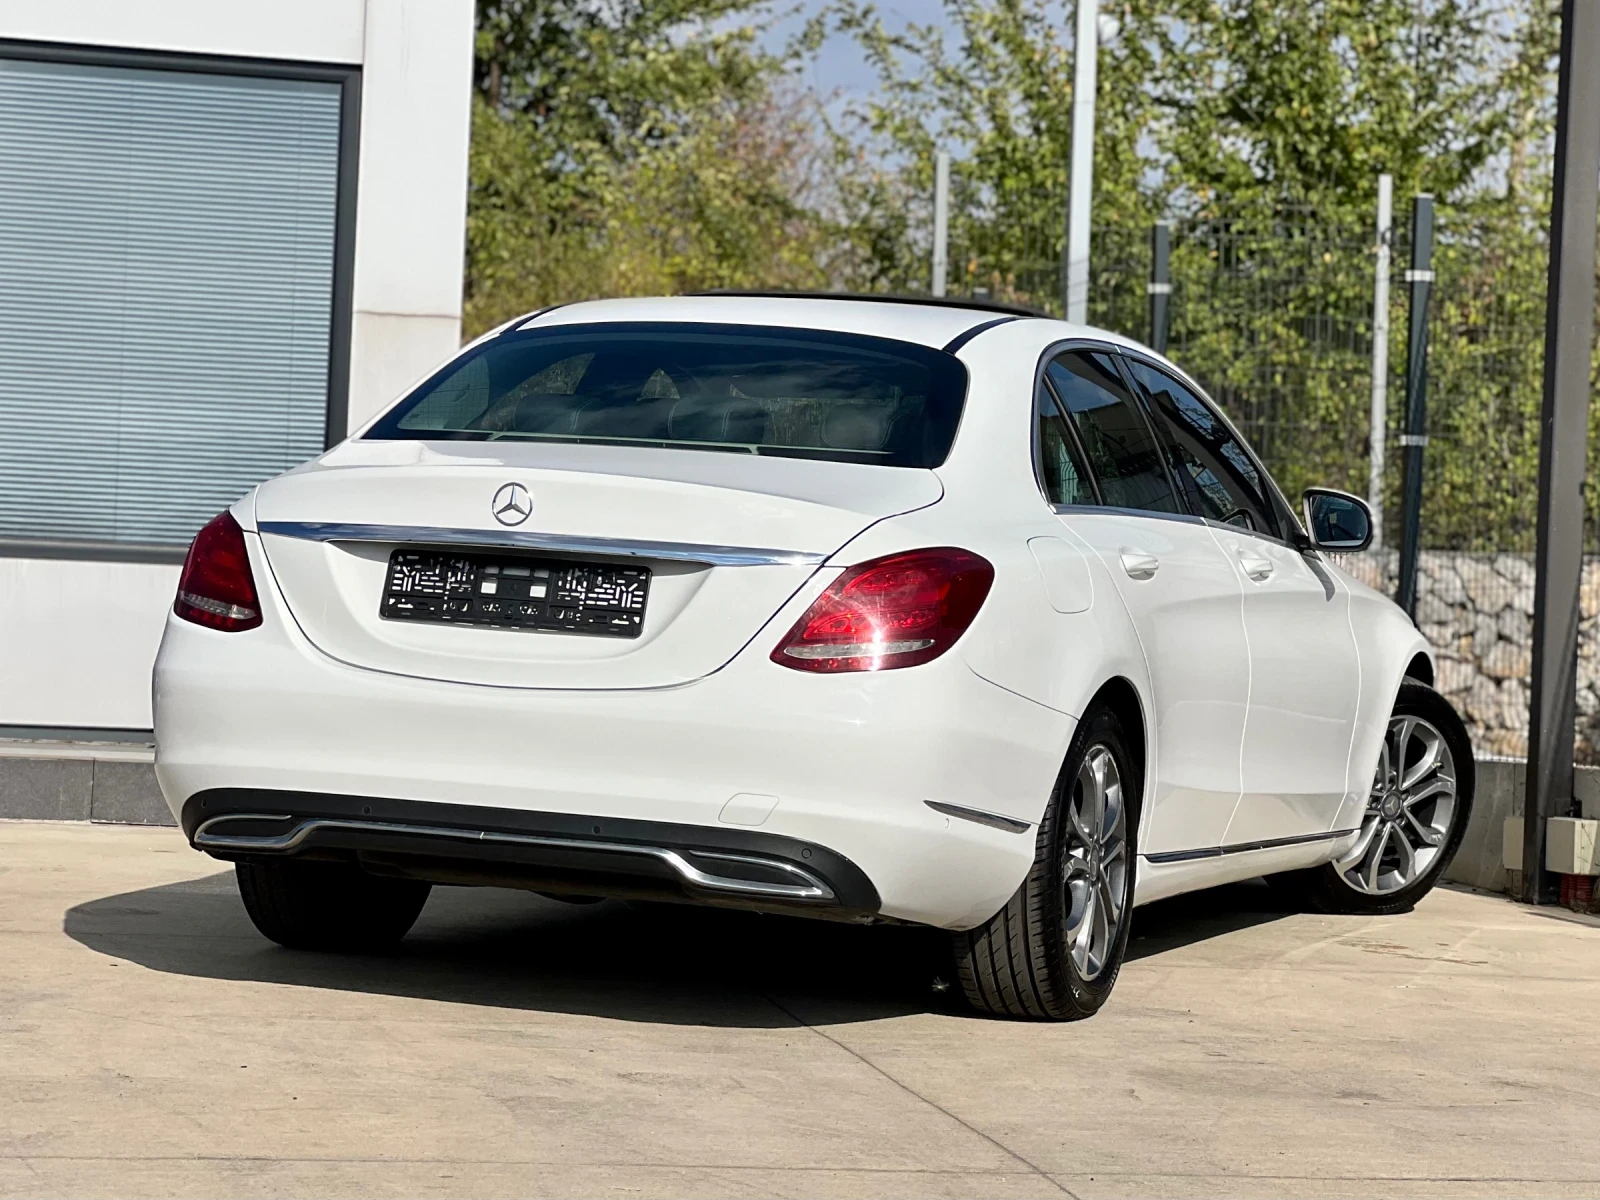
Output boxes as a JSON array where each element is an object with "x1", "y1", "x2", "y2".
[{"x1": 364, "y1": 323, "x2": 969, "y2": 468}]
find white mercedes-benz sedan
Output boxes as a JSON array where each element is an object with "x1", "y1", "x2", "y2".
[{"x1": 153, "y1": 293, "x2": 1474, "y2": 1020}]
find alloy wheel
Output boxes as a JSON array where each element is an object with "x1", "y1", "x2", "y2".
[
  {"x1": 1062, "y1": 744, "x2": 1128, "y2": 980},
  {"x1": 1336, "y1": 714, "x2": 1458, "y2": 895}
]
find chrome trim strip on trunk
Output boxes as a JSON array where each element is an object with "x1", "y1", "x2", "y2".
[
  {"x1": 924, "y1": 800, "x2": 1033, "y2": 834},
  {"x1": 255, "y1": 521, "x2": 826, "y2": 568},
  {"x1": 193, "y1": 814, "x2": 837, "y2": 902},
  {"x1": 1141, "y1": 827, "x2": 1361, "y2": 865}
]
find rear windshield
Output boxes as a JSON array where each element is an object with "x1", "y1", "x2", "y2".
[{"x1": 364, "y1": 322, "x2": 969, "y2": 468}]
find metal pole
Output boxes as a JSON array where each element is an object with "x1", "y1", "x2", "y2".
[
  {"x1": 1063, "y1": 0, "x2": 1098, "y2": 323},
  {"x1": 1148, "y1": 221, "x2": 1170, "y2": 353},
  {"x1": 931, "y1": 149, "x2": 950, "y2": 299},
  {"x1": 1395, "y1": 194, "x2": 1434, "y2": 618},
  {"x1": 1368, "y1": 174, "x2": 1393, "y2": 550},
  {"x1": 1523, "y1": 0, "x2": 1600, "y2": 905}
]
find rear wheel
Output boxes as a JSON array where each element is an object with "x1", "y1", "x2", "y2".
[
  {"x1": 1282, "y1": 681, "x2": 1474, "y2": 915},
  {"x1": 236, "y1": 859, "x2": 431, "y2": 951},
  {"x1": 953, "y1": 704, "x2": 1139, "y2": 1020}
]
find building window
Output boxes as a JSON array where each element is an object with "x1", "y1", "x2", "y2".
[{"x1": 0, "y1": 54, "x2": 343, "y2": 554}]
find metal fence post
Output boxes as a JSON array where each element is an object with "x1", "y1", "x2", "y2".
[
  {"x1": 1148, "y1": 221, "x2": 1170, "y2": 353},
  {"x1": 1368, "y1": 174, "x2": 1393, "y2": 550},
  {"x1": 1062, "y1": 0, "x2": 1099, "y2": 322},
  {"x1": 1523, "y1": 0, "x2": 1600, "y2": 905},
  {"x1": 931, "y1": 150, "x2": 950, "y2": 299},
  {"x1": 1395, "y1": 194, "x2": 1435, "y2": 618}
]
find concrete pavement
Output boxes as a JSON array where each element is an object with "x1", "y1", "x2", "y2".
[{"x1": 2, "y1": 819, "x2": 1598, "y2": 1199}]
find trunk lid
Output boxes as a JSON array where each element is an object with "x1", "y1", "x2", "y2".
[{"x1": 252, "y1": 440, "x2": 941, "y2": 689}]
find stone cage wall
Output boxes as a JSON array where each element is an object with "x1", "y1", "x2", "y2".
[{"x1": 1336, "y1": 551, "x2": 1600, "y2": 761}]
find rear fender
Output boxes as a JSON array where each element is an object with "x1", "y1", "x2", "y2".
[{"x1": 825, "y1": 508, "x2": 1159, "y2": 837}]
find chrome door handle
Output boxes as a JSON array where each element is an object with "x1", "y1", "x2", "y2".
[
  {"x1": 1119, "y1": 550, "x2": 1160, "y2": 579},
  {"x1": 1238, "y1": 552, "x2": 1274, "y2": 581}
]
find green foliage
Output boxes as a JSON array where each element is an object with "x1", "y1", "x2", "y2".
[
  {"x1": 818, "y1": 0, "x2": 1162, "y2": 308},
  {"x1": 1153, "y1": 0, "x2": 1507, "y2": 212},
  {"x1": 464, "y1": 0, "x2": 829, "y2": 335}
]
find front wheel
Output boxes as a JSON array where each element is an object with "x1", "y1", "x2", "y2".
[
  {"x1": 1287, "y1": 680, "x2": 1474, "y2": 915},
  {"x1": 953, "y1": 704, "x2": 1139, "y2": 1020}
]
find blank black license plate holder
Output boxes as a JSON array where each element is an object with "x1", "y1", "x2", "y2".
[{"x1": 380, "y1": 548, "x2": 649, "y2": 639}]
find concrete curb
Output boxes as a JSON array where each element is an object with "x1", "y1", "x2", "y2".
[{"x1": 0, "y1": 744, "x2": 172, "y2": 826}]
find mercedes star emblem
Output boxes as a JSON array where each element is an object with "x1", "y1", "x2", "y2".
[{"x1": 491, "y1": 482, "x2": 533, "y2": 527}]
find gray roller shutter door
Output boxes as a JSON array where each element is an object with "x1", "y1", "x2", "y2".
[{"x1": 0, "y1": 54, "x2": 342, "y2": 551}]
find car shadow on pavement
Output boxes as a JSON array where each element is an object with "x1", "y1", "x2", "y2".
[
  {"x1": 1125, "y1": 878, "x2": 1297, "y2": 961},
  {"x1": 63, "y1": 870, "x2": 1295, "y2": 1026}
]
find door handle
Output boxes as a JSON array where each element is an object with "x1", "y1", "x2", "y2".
[
  {"x1": 1119, "y1": 550, "x2": 1160, "y2": 579},
  {"x1": 1238, "y1": 551, "x2": 1274, "y2": 581}
]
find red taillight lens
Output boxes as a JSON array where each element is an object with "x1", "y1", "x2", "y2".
[
  {"x1": 173, "y1": 511, "x2": 262, "y2": 632},
  {"x1": 771, "y1": 547, "x2": 994, "y2": 673}
]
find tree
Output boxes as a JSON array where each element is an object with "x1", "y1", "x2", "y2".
[
  {"x1": 465, "y1": 0, "x2": 829, "y2": 335},
  {"x1": 817, "y1": 0, "x2": 1162, "y2": 308}
]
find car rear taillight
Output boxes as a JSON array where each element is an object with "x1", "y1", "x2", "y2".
[
  {"x1": 174, "y1": 511, "x2": 263, "y2": 632},
  {"x1": 771, "y1": 548, "x2": 994, "y2": 673}
]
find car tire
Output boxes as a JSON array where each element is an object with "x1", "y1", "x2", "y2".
[
  {"x1": 1278, "y1": 680, "x2": 1475, "y2": 916},
  {"x1": 952, "y1": 703, "x2": 1139, "y2": 1020},
  {"x1": 236, "y1": 859, "x2": 431, "y2": 951}
]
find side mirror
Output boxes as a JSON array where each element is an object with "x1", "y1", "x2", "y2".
[{"x1": 1302, "y1": 488, "x2": 1373, "y2": 553}]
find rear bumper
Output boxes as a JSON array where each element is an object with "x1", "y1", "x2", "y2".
[
  {"x1": 185, "y1": 789, "x2": 882, "y2": 920},
  {"x1": 154, "y1": 550, "x2": 1077, "y2": 929}
]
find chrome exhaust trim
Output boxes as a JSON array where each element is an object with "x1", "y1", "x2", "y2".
[{"x1": 193, "y1": 813, "x2": 836, "y2": 903}]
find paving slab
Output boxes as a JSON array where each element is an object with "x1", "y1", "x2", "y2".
[{"x1": 1, "y1": 820, "x2": 1597, "y2": 1199}]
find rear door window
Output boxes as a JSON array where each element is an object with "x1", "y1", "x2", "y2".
[
  {"x1": 1044, "y1": 351, "x2": 1180, "y2": 514},
  {"x1": 1036, "y1": 377, "x2": 1096, "y2": 506},
  {"x1": 365, "y1": 323, "x2": 969, "y2": 468}
]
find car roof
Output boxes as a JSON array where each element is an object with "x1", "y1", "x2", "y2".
[{"x1": 511, "y1": 293, "x2": 1135, "y2": 354}]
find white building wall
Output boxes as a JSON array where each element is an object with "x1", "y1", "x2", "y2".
[
  {"x1": 348, "y1": 0, "x2": 475, "y2": 431},
  {"x1": 0, "y1": 0, "x2": 474, "y2": 730},
  {"x1": 0, "y1": 0, "x2": 367, "y2": 63}
]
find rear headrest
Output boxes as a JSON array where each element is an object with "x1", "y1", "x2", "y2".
[
  {"x1": 821, "y1": 403, "x2": 898, "y2": 451},
  {"x1": 512, "y1": 393, "x2": 586, "y2": 435},
  {"x1": 668, "y1": 399, "x2": 771, "y2": 445}
]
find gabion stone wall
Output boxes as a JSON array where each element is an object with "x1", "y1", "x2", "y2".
[{"x1": 1337, "y1": 551, "x2": 1600, "y2": 761}]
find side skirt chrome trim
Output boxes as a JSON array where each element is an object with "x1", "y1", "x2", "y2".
[
  {"x1": 255, "y1": 521, "x2": 826, "y2": 568},
  {"x1": 1141, "y1": 827, "x2": 1361, "y2": 865},
  {"x1": 194, "y1": 814, "x2": 836, "y2": 902},
  {"x1": 924, "y1": 800, "x2": 1033, "y2": 834}
]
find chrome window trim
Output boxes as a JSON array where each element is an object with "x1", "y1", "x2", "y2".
[
  {"x1": 1050, "y1": 504, "x2": 1205, "y2": 527},
  {"x1": 193, "y1": 813, "x2": 837, "y2": 902},
  {"x1": 1199, "y1": 515, "x2": 1298, "y2": 551},
  {"x1": 255, "y1": 521, "x2": 826, "y2": 568}
]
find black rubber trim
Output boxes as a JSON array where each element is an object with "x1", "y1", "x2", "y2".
[
  {"x1": 182, "y1": 789, "x2": 881, "y2": 917},
  {"x1": 1142, "y1": 827, "x2": 1360, "y2": 865},
  {"x1": 942, "y1": 315, "x2": 1021, "y2": 354},
  {"x1": 506, "y1": 302, "x2": 571, "y2": 332}
]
